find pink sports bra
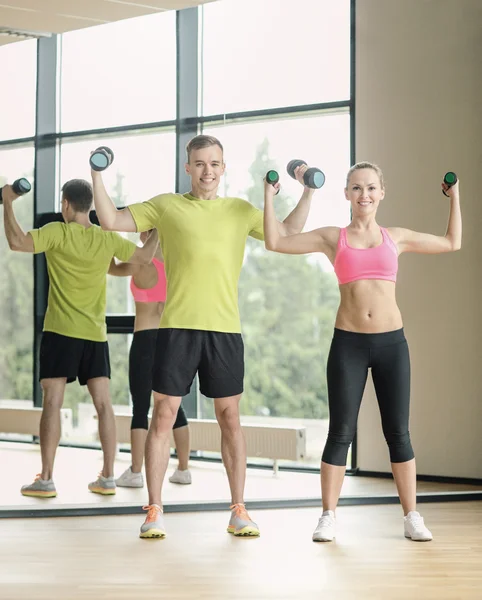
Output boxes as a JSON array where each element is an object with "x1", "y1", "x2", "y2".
[
  {"x1": 334, "y1": 227, "x2": 398, "y2": 285},
  {"x1": 130, "y1": 257, "x2": 167, "y2": 303}
]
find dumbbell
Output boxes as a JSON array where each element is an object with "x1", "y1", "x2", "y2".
[
  {"x1": 0, "y1": 178, "x2": 32, "y2": 204},
  {"x1": 89, "y1": 146, "x2": 115, "y2": 172},
  {"x1": 287, "y1": 159, "x2": 325, "y2": 189},
  {"x1": 265, "y1": 170, "x2": 280, "y2": 194},
  {"x1": 442, "y1": 172, "x2": 457, "y2": 197}
]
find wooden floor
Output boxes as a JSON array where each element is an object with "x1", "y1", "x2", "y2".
[
  {"x1": 1, "y1": 442, "x2": 481, "y2": 513},
  {"x1": 0, "y1": 502, "x2": 481, "y2": 599}
]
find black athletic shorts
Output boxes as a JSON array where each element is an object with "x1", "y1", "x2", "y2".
[
  {"x1": 152, "y1": 328, "x2": 244, "y2": 398},
  {"x1": 39, "y1": 331, "x2": 111, "y2": 385}
]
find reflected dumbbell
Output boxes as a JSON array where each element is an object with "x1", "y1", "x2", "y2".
[
  {"x1": 265, "y1": 170, "x2": 280, "y2": 195},
  {"x1": 287, "y1": 159, "x2": 325, "y2": 189},
  {"x1": 442, "y1": 171, "x2": 457, "y2": 197},
  {"x1": 89, "y1": 146, "x2": 115, "y2": 172},
  {"x1": 0, "y1": 177, "x2": 32, "y2": 205}
]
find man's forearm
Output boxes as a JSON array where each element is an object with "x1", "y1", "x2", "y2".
[
  {"x1": 3, "y1": 200, "x2": 26, "y2": 250},
  {"x1": 91, "y1": 172, "x2": 118, "y2": 230},
  {"x1": 281, "y1": 189, "x2": 314, "y2": 234}
]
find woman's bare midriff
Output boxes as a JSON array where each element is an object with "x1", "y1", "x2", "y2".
[
  {"x1": 133, "y1": 301, "x2": 165, "y2": 333},
  {"x1": 335, "y1": 279, "x2": 403, "y2": 333}
]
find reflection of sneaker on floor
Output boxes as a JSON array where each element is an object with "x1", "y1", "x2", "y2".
[
  {"x1": 116, "y1": 466, "x2": 144, "y2": 488},
  {"x1": 312, "y1": 510, "x2": 336, "y2": 542},
  {"x1": 140, "y1": 505, "x2": 166, "y2": 539},
  {"x1": 227, "y1": 503, "x2": 260, "y2": 537},
  {"x1": 21, "y1": 475, "x2": 57, "y2": 498},
  {"x1": 88, "y1": 473, "x2": 116, "y2": 495},
  {"x1": 168, "y1": 469, "x2": 192, "y2": 485},
  {"x1": 404, "y1": 511, "x2": 433, "y2": 541}
]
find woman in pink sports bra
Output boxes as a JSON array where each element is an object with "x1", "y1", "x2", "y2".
[
  {"x1": 264, "y1": 162, "x2": 462, "y2": 543},
  {"x1": 109, "y1": 229, "x2": 192, "y2": 488}
]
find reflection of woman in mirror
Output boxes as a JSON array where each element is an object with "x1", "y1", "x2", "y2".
[{"x1": 109, "y1": 229, "x2": 192, "y2": 489}]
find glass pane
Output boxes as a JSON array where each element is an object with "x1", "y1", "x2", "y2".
[
  {"x1": 61, "y1": 334, "x2": 131, "y2": 445},
  {"x1": 0, "y1": 146, "x2": 35, "y2": 405},
  {"x1": 60, "y1": 12, "x2": 176, "y2": 132},
  {"x1": 204, "y1": 111, "x2": 350, "y2": 230},
  {"x1": 60, "y1": 130, "x2": 176, "y2": 314},
  {"x1": 201, "y1": 0, "x2": 350, "y2": 115},
  {"x1": 202, "y1": 112, "x2": 350, "y2": 466},
  {"x1": 0, "y1": 41, "x2": 37, "y2": 140}
]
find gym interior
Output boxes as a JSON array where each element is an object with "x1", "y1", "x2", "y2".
[{"x1": 1, "y1": 1, "x2": 481, "y2": 599}]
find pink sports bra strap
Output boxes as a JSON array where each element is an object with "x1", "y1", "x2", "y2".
[
  {"x1": 380, "y1": 227, "x2": 398, "y2": 254},
  {"x1": 338, "y1": 227, "x2": 347, "y2": 248}
]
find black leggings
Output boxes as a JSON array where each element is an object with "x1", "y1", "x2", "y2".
[
  {"x1": 129, "y1": 329, "x2": 188, "y2": 431},
  {"x1": 322, "y1": 328, "x2": 414, "y2": 466}
]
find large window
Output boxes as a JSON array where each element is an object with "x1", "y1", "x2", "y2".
[
  {"x1": 198, "y1": 0, "x2": 352, "y2": 467},
  {"x1": 53, "y1": 10, "x2": 177, "y2": 434},
  {"x1": 1, "y1": 2, "x2": 353, "y2": 471},
  {"x1": 60, "y1": 12, "x2": 176, "y2": 132},
  {"x1": 200, "y1": 0, "x2": 350, "y2": 115},
  {"x1": 0, "y1": 146, "x2": 35, "y2": 404},
  {"x1": 0, "y1": 40, "x2": 37, "y2": 140}
]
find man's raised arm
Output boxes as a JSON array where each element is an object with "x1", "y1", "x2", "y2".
[{"x1": 91, "y1": 170, "x2": 137, "y2": 232}]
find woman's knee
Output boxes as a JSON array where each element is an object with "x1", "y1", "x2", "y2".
[
  {"x1": 322, "y1": 429, "x2": 355, "y2": 466},
  {"x1": 131, "y1": 394, "x2": 150, "y2": 430},
  {"x1": 131, "y1": 412, "x2": 149, "y2": 430},
  {"x1": 385, "y1": 429, "x2": 414, "y2": 462}
]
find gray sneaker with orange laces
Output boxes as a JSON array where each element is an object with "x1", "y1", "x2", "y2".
[
  {"x1": 227, "y1": 503, "x2": 260, "y2": 536},
  {"x1": 21, "y1": 475, "x2": 57, "y2": 498},
  {"x1": 140, "y1": 505, "x2": 166, "y2": 539},
  {"x1": 88, "y1": 473, "x2": 116, "y2": 495}
]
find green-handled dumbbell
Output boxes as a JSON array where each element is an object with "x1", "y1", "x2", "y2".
[
  {"x1": 287, "y1": 159, "x2": 325, "y2": 189},
  {"x1": 89, "y1": 146, "x2": 115, "y2": 172},
  {"x1": 0, "y1": 178, "x2": 32, "y2": 205},
  {"x1": 442, "y1": 172, "x2": 457, "y2": 197},
  {"x1": 265, "y1": 170, "x2": 280, "y2": 194}
]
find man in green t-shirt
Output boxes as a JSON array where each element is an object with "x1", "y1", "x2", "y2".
[
  {"x1": 2, "y1": 179, "x2": 157, "y2": 499},
  {"x1": 92, "y1": 135, "x2": 317, "y2": 539}
]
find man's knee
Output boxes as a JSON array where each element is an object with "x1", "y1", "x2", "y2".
[
  {"x1": 216, "y1": 408, "x2": 241, "y2": 434},
  {"x1": 41, "y1": 389, "x2": 64, "y2": 411},
  {"x1": 151, "y1": 396, "x2": 181, "y2": 431}
]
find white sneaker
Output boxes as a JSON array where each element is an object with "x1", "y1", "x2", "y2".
[
  {"x1": 404, "y1": 511, "x2": 433, "y2": 541},
  {"x1": 168, "y1": 469, "x2": 192, "y2": 485},
  {"x1": 312, "y1": 510, "x2": 336, "y2": 542},
  {"x1": 115, "y1": 466, "x2": 144, "y2": 488}
]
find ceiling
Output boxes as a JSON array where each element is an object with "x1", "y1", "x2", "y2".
[{"x1": 0, "y1": 0, "x2": 216, "y2": 46}]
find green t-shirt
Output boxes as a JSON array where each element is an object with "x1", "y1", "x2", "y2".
[
  {"x1": 128, "y1": 192, "x2": 264, "y2": 333},
  {"x1": 29, "y1": 222, "x2": 136, "y2": 341}
]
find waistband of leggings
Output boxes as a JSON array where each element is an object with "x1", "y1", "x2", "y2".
[{"x1": 333, "y1": 327, "x2": 406, "y2": 347}]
